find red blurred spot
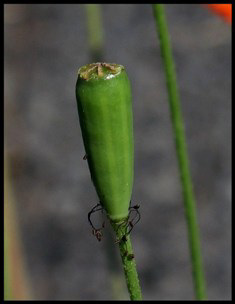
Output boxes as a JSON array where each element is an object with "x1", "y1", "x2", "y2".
[{"x1": 204, "y1": 4, "x2": 232, "y2": 24}]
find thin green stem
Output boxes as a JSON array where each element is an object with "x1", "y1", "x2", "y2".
[
  {"x1": 4, "y1": 229, "x2": 11, "y2": 300},
  {"x1": 152, "y1": 4, "x2": 207, "y2": 300},
  {"x1": 85, "y1": 4, "x2": 104, "y2": 62},
  {"x1": 104, "y1": 223, "x2": 129, "y2": 300},
  {"x1": 110, "y1": 220, "x2": 142, "y2": 301},
  {"x1": 4, "y1": 153, "x2": 32, "y2": 300}
]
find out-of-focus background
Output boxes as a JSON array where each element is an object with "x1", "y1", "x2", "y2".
[{"x1": 4, "y1": 4, "x2": 231, "y2": 300}]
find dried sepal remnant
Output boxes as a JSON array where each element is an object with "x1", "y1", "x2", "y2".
[
  {"x1": 88, "y1": 203, "x2": 105, "y2": 242},
  {"x1": 88, "y1": 202, "x2": 141, "y2": 243},
  {"x1": 78, "y1": 62, "x2": 124, "y2": 81},
  {"x1": 113, "y1": 203, "x2": 141, "y2": 243}
]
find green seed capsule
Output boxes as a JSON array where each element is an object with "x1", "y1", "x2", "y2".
[{"x1": 76, "y1": 63, "x2": 134, "y2": 221}]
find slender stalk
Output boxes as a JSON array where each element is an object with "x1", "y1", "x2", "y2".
[
  {"x1": 85, "y1": 4, "x2": 104, "y2": 62},
  {"x1": 4, "y1": 153, "x2": 32, "y2": 300},
  {"x1": 4, "y1": 229, "x2": 11, "y2": 299},
  {"x1": 110, "y1": 220, "x2": 142, "y2": 301},
  {"x1": 152, "y1": 4, "x2": 207, "y2": 300},
  {"x1": 104, "y1": 222, "x2": 129, "y2": 300}
]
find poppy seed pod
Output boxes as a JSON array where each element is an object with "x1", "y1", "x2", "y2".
[{"x1": 76, "y1": 63, "x2": 134, "y2": 221}]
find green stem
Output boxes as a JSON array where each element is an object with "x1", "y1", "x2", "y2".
[
  {"x1": 104, "y1": 223, "x2": 129, "y2": 300},
  {"x1": 110, "y1": 220, "x2": 142, "y2": 301},
  {"x1": 152, "y1": 4, "x2": 207, "y2": 300},
  {"x1": 4, "y1": 229, "x2": 11, "y2": 300},
  {"x1": 4, "y1": 153, "x2": 32, "y2": 300},
  {"x1": 85, "y1": 4, "x2": 104, "y2": 62}
]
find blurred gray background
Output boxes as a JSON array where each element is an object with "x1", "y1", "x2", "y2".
[{"x1": 4, "y1": 4, "x2": 231, "y2": 300}]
